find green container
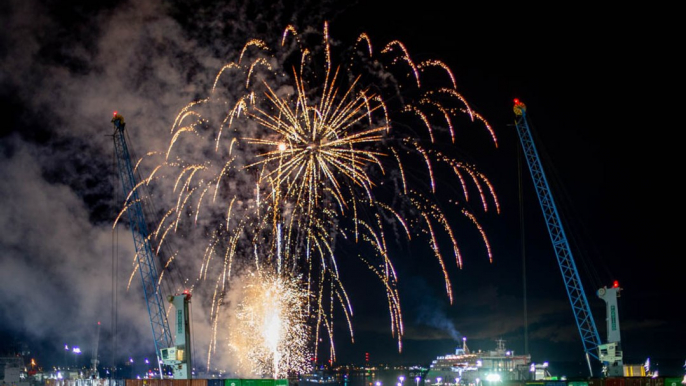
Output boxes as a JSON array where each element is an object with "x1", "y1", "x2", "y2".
[
  {"x1": 568, "y1": 382, "x2": 589, "y2": 386},
  {"x1": 240, "y1": 380, "x2": 258, "y2": 386},
  {"x1": 275, "y1": 380, "x2": 288, "y2": 386},
  {"x1": 225, "y1": 379, "x2": 242, "y2": 386},
  {"x1": 257, "y1": 379, "x2": 275, "y2": 386},
  {"x1": 545, "y1": 381, "x2": 566, "y2": 386},
  {"x1": 664, "y1": 378, "x2": 682, "y2": 386},
  {"x1": 240, "y1": 379, "x2": 274, "y2": 386}
]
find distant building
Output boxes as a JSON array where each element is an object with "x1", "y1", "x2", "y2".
[{"x1": 1, "y1": 356, "x2": 31, "y2": 386}]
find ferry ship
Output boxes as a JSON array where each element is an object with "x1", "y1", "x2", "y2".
[
  {"x1": 424, "y1": 338, "x2": 544, "y2": 386},
  {"x1": 299, "y1": 369, "x2": 339, "y2": 385}
]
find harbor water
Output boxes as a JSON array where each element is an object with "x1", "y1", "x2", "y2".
[{"x1": 300, "y1": 369, "x2": 425, "y2": 386}]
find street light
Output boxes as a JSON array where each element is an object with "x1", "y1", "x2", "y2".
[
  {"x1": 437, "y1": 377, "x2": 442, "y2": 385},
  {"x1": 72, "y1": 347, "x2": 81, "y2": 368},
  {"x1": 415, "y1": 376, "x2": 420, "y2": 386}
]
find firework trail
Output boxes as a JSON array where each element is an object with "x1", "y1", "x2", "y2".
[{"x1": 120, "y1": 21, "x2": 499, "y2": 375}]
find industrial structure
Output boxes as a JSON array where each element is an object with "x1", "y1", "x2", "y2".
[
  {"x1": 85, "y1": 322, "x2": 100, "y2": 379},
  {"x1": 513, "y1": 99, "x2": 624, "y2": 377},
  {"x1": 111, "y1": 112, "x2": 193, "y2": 379}
]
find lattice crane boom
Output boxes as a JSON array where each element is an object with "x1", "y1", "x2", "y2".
[
  {"x1": 512, "y1": 100, "x2": 603, "y2": 376},
  {"x1": 111, "y1": 112, "x2": 173, "y2": 378}
]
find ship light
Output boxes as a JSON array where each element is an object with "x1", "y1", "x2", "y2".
[{"x1": 485, "y1": 374, "x2": 501, "y2": 382}]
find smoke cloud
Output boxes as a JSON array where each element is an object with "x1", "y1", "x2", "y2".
[{"x1": 0, "y1": 0, "x2": 353, "y2": 370}]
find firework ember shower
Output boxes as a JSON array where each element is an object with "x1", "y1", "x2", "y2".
[{"x1": 114, "y1": 21, "x2": 500, "y2": 378}]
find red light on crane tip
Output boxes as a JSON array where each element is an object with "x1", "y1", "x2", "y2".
[
  {"x1": 613, "y1": 280, "x2": 619, "y2": 288},
  {"x1": 514, "y1": 98, "x2": 519, "y2": 104}
]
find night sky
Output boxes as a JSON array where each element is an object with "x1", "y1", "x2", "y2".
[{"x1": 1, "y1": 0, "x2": 682, "y2": 379}]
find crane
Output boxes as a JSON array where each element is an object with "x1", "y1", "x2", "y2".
[
  {"x1": 512, "y1": 99, "x2": 624, "y2": 377},
  {"x1": 87, "y1": 321, "x2": 100, "y2": 379},
  {"x1": 111, "y1": 112, "x2": 193, "y2": 379}
]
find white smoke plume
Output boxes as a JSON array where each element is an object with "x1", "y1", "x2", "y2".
[{"x1": 0, "y1": 0, "x2": 353, "y2": 371}]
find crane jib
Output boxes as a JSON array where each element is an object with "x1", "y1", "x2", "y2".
[
  {"x1": 111, "y1": 114, "x2": 192, "y2": 379},
  {"x1": 512, "y1": 100, "x2": 623, "y2": 378}
]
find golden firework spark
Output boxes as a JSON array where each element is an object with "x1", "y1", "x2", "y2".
[
  {"x1": 226, "y1": 270, "x2": 312, "y2": 379},
  {"x1": 119, "y1": 21, "x2": 500, "y2": 373}
]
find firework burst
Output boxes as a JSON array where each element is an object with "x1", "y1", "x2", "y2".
[
  {"x1": 123, "y1": 21, "x2": 500, "y2": 373},
  {"x1": 226, "y1": 270, "x2": 312, "y2": 378}
]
